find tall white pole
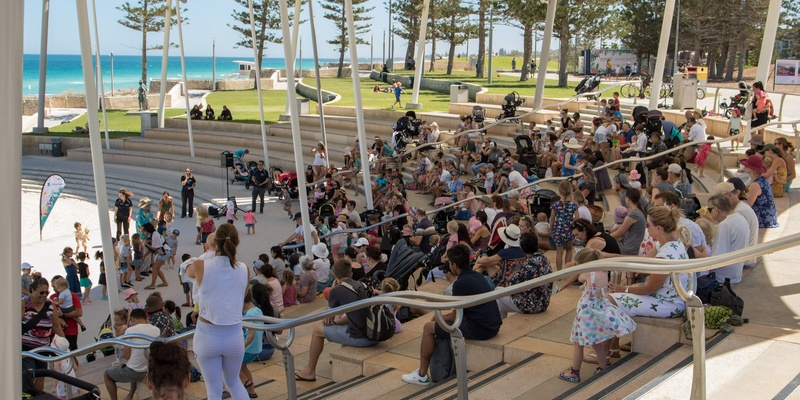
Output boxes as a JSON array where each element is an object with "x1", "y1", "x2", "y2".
[
  {"x1": 673, "y1": 0, "x2": 680, "y2": 75},
  {"x1": 90, "y1": 0, "x2": 111, "y2": 150},
  {"x1": 157, "y1": 0, "x2": 173, "y2": 128},
  {"x1": 409, "y1": 0, "x2": 431, "y2": 107},
  {"x1": 76, "y1": 0, "x2": 122, "y2": 317},
  {"x1": 212, "y1": 39, "x2": 216, "y2": 90},
  {"x1": 280, "y1": 0, "x2": 315, "y2": 255},
  {"x1": 284, "y1": 0, "x2": 304, "y2": 117},
  {"x1": 649, "y1": 0, "x2": 675, "y2": 109},
  {"x1": 487, "y1": 4, "x2": 494, "y2": 84},
  {"x1": 0, "y1": 2, "x2": 24, "y2": 396},
  {"x1": 755, "y1": 0, "x2": 782, "y2": 84},
  {"x1": 370, "y1": 33, "x2": 374, "y2": 69},
  {"x1": 344, "y1": 0, "x2": 374, "y2": 208},
  {"x1": 248, "y1": 0, "x2": 271, "y2": 168},
  {"x1": 35, "y1": 0, "x2": 50, "y2": 134},
  {"x1": 533, "y1": 0, "x2": 557, "y2": 110},
  {"x1": 175, "y1": 1, "x2": 195, "y2": 158},
  {"x1": 308, "y1": 0, "x2": 330, "y2": 168},
  {"x1": 110, "y1": 52, "x2": 115, "y2": 94}
]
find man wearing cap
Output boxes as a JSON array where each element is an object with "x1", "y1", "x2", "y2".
[
  {"x1": 409, "y1": 208, "x2": 435, "y2": 253},
  {"x1": 716, "y1": 178, "x2": 759, "y2": 266},
  {"x1": 280, "y1": 213, "x2": 320, "y2": 247},
  {"x1": 104, "y1": 309, "x2": 161, "y2": 400},
  {"x1": 21, "y1": 262, "x2": 33, "y2": 297},
  {"x1": 251, "y1": 160, "x2": 269, "y2": 214},
  {"x1": 706, "y1": 194, "x2": 750, "y2": 284}
]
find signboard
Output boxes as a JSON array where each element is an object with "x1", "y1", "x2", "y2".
[
  {"x1": 775, "y1": 59, "x2": 800, "y2": 85},
  {"x1": 581, "y1": 49, "x2": 639, "y2": 75}
]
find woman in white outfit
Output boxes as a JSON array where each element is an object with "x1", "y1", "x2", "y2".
[
  {"x1": 312, "y1": 141, "x2": 327, "y2": 182},
  {"x1": 188, "y1": 223, "x2": 250, "y2": 400}
]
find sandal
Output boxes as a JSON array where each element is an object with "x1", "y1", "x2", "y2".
[
  {"x1": 244, "y1": 380, "x2": 258, "y2": 398},
  {"x1": 619, "y1": 343, "x2": 632, "y2": 352},
  {"x1": 583, "y1": 353, "x2": 610, "y2": 364},
  {"x1": 157, "y1": 283, "x2": 169, "y2": 287},
  {"x1": 609, "y1": 348, "x2": 621, "y2": 358},
  {"x1": 558, "y1": 367, "x2": 580, "y2": 383},
  {"x1": 594, "y1": 367, "x2": 605, "y2": 375},
  {"x1": 143, "y1": 286, "x2": 156, "y2": 290}
]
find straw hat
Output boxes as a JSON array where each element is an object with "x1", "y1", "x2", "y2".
[
  {"x1": 564, "y1": 138, "x2": 582, "y2": 149},
  {"x1": 138, "y1": 197, "x2": 152, "y2": 208},
  {"x1": 498, "y1": 224, "x2": 521, "y2": 247}
]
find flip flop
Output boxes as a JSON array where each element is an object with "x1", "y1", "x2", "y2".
[
  {"x1": 143, "y1": 286, "x2": 156, "y2": 290},
  {"x1": 157, "y1": 283, "x2": 169, "y2": 287},
  {"x1": 294, "y1": 373, "x2": 316, "y2": 382}
]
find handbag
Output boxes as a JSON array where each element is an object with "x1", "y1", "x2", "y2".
[
  {"x1": 429, "y1": 337, "x2": 455, "y2": 383},
  {"x1": 22, "y1": 302, "x2": 51, "y2": 335},
  {"x1": 709, "y1": 278, "x2": 744, "y2": 316}
]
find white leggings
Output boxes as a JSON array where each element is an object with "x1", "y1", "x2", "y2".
[{"x1": 194, "y1": 321, "x2": 248, "y2": 400}]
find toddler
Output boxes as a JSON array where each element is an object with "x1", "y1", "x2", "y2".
[
  {"x1": 226, "y1": 199, "x2": 237, "y2": 224},
  {"x1": 379, "y1": 278, "x2": 404, "y2": 333},
  {"x1": 281, "y1": 269, "x2": 297, "y2": 307},
  {"x1": 550, "y1": 181, "x2": 578, "y2": 271},
  {"x1": 131, "y1": 234, "x2": 144, "y2": 281},
  {"x1": 728, "y1": 108, "x2": 742, "y2": 151},
  {"x1": 244, "y1": 206, "x2": 257, "y2": 234},
  {"x1": 694, "y1": 136, "x2": 714, "y2": 178},
  {"x1": 282, "y1": 187, "x2": 293, "y2": 218},
  {"x1": 53, "y1": 277, "x2": 86, "y2": 331},
  {"x1": 165, "y1": 229, "x2": 180, "y2": 268},
  {"x1": 559, "y1": 249, "x2": 636, "y2": 383},
  {"x1": 119, "y1": 234, "x2": 133, "y2": 288},
  {"x1": 74, "y1": 222, "x2": 90, "y2": 253},
  {"x1": 52, "y1": 336, "x2": 77, "y2": 399},
  {"x1": 94, "y1": 250, "x2": 109, "y2": 300},
  {"x1": 178, "y1": 253, "x2": 194, "y2": 307},
  {"x1": 612, "y1": 206, "x2": 628, "y2": 231},
  {"x1": 112, "y1": 309, "x2": 128, "y2": 364},
  {"x1": 76, "y1": 252, "x2": 92, "y2": 303}
]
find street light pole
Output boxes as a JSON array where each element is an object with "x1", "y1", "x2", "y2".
[
  {"x1": 466, "y1": 17, "x2": 470, "y2": 70},
  {"x1": 110, "y1": 52, "x2": 115, "y2": 94},
  {"x1": 673, "y1": 0, "x2": 680, "y2": 75},
  {"x1": 487, "y1": 2, "x2": 494, "y2": 84},
  {"x1": 388, "y1": 0, "x2": 393, "y2": 70}
]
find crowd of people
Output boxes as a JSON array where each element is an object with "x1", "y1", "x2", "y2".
[{"x1": 20, "y1": 77, "x2": 791, "y2": 397}]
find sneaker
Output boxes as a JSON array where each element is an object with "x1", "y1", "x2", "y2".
[
  {"x1": 101, "y1": 296, "x2": 109, "y2": 300},
  {"x1": 401, "y1": 370, "x2": 431, "y2": 386},
  {"x1": 120, "y1": 283, "x2": 132, "y2": 288}
]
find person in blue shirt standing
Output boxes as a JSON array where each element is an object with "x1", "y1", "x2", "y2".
[{"x1": 392, "y1": 81, "x2": 404, "y2": 109}]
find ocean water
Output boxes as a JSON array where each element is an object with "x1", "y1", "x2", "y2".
[{"x1": 23, "y1": 54, "x2": 341, "y2": 96}]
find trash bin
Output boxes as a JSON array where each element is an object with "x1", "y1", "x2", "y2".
[
  {"x1": 50, "y1": 137, "x2": 63, "y2": 157},
  {"x1": 140, "y1": 111, "x2": 159, "y2": 134},
  {"x1": 296, "y1": 98, "x2": 310, "y2": 114},
  {"x1": 450, "y1": 84, "x2": 469, "y2": 103},
  {"x1": 680, "y1": 78, "x2": 699, "y2": 110}
]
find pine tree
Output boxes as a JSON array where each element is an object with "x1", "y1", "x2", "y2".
[
  {"x1": 116, "y1": 0, "x2": 181, "y2": 83},
  {"x1": 229, "y1": 0, "x2": 301, "y2": 71},
  {"x1": 321, "y1": 0, "x2": 374, "y2": 78},
  {"x1": 438, "y1": 0, "x2": 474, "y2": 75},
  {"x1": 502, "y1": 0, "x2": 547, "y2": 81}
]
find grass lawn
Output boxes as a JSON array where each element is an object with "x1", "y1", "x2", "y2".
[
  {"x1": 205, "y1": 89, "x2": 288, "y2": 124},
  {"x1": 42, "y1": 109, "x2": 186, "y2": 137},
  {"x1": 314, "y1": 78, "x2": 453, "y2": 112}
]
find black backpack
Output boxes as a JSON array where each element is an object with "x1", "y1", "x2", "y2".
[
  {"x1": 429, "y1": 337, "x2": 456, "y2": 382},
  {"x1": 340, "y1": 281, "x2": 396, "y2": 342},
  {"x1": 709, "y1": 278, "x2": 744, "y2": 316}
]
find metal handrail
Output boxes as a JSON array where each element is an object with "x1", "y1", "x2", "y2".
[{"x1": 23, "y1": 230, "x2": 800, "y2": 400}]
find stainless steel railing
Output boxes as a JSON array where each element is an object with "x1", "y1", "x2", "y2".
[{"x1": 24, "y1": 231, "x2": 800, "y2": 400}]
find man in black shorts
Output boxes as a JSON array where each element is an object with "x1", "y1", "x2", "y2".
[{"x1": 401, "y1": 244, "x2": 502, "y2": 386}]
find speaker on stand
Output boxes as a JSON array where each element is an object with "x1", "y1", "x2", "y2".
[{"x1": 221, "y1": 151, "x2": 233, "y2": 199}]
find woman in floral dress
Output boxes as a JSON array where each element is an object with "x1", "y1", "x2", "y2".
[
  {"x1": 740, "y1": 155, "x2": 779, "y2": 228},
  {"x1": 550, "y1": 181, "x2": 578, "y2": 271}
]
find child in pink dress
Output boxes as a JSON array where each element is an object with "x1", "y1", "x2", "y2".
[
  {"x1": 244, "y1": 206, "x2": 257, "y2": 234},
  {"x1": 693, "y1": 136, "x2": 713, "y2": 178}
]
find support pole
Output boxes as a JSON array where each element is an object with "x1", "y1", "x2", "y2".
[
  {"x1": 308, "y1": 0, "x2": 330, "y2": 168},
  {"x1": 34, "y1": 0, "x2": 50, "y2": 134},
  {"x1": 157, "y1": 0, "x2": 173, "y2": 128},
  {"x1": 408, "y1": 0, "x2": 431, "y2": 108},
  {"x1": 673, "y1": 0, "x2": 680, "y2": 76},
  {"x1": 248, "y1": 0, "x2": 271, "y2": 168},
  {"x1": 211, "y1": 39, "x2": 216, "y2": 90},
  {"x1": 344, "y1": 0, "x2": 375, "y2": 208},
  {"x1": 90, "y1": 0, "x2": 111, "y2": 150},
  {"x1": 110, "y1": 52, "x2": 115, "y2": 94},
  {"x1": 649, "y1": 0, "x2": 676, "y2": 110},
  {"x1": 533, "y1": 0, "x2": 557, "y2": 110},
  {"x1": 755, "y1": 0, "x2": 782, "y2": 84},
  {"x1": 487, "y1": 3, "x2": 494, "y2": 84},
  {"x1": 389, "y1": 0, "x2": 394, "y2": 70},
  {"x1": 76, "y1": 0, "x2": 122, "y2": 316},
  {"x1": 283, "y1": 0, "x2": 304, "y2": 117},
  {"x1": 279, "y1": 0, "x2": 315, "y2": 256},
  {"x1": 175, "y1": 1, "x2": 195, "y2": 158},
  {"x1": 0, "y1": 2, "x2": 24, "y2": 397}
]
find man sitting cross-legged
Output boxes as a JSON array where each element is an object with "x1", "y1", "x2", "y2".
[
  {"x1": 401, "y1": 244, "x2": 503, "y2": 386},
  {"x1": 295, "y1": 259, "x2": 377, "y2": 381}
]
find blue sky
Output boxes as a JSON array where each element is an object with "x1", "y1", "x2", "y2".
[{"x1": 23, "y1": 0, "x2": 539, "y2": 60}]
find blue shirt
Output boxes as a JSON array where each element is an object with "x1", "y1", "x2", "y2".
[
  {"x1": 234, "y1": 149, "x2": 247, "y2": 159},
  {"x1": 243, "y1": 306, "x2": 264, "y2": 355},
  {"x1": 625, "y1": 129, "x2": 636, "y2": 144},
  {"x1": 393, "y1": 86, "x2": 402, "y2": 98}
]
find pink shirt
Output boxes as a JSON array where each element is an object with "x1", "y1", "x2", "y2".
[{"x1": 244, "y1": 211, "x2": 256, "y2": 224}]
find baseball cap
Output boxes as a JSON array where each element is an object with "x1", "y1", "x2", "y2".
[
  {"x1": 727, "y1": 177, "x2": 747, "y2": 193},
  {"x1": 713, "y1": 182, "x2": 735, "y2": 195},
  {"x1": 21, "y1": 262, "x2": 32, "y2": 271},
  {"x1": 667, "y1": 163, "x2": 682, "y2": 175},
  {"x1": 172, "y1": 229, "x2": 180, "y2": 235},
  {"x1": 354, "y1": 238, "x2": 370, "y2": 247},
  {"x1": 252, "y1": 260, "x2": 265, "y2": 269}
]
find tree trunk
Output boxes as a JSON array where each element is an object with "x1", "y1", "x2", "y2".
[
  {"x1": 520, "y1": 23, "x2": 532, "y2": 81},
  {"x1": 557, "y1": 16, "x2": 570, "y2": 87},
  {"x1": 429, "y1": 38, "x2": 437, "y2": 72},
  {"x1": 718, "y1": 43, "x2": 729, "y2": 80},
  {"x1": 725, "y1": 43, "x2": 737, "y2": 81},
  {"x1": 737, "y1": 47, "x2": 745, "y2": 81},
  {"x1": 141, "y1": 1, "x2": 148, "y2": 82},
  {"x1": 447, "y1": 40, "x2": 456, "y2": 75},
  {"x1": 476, "y1": 0, "x2": 485, "y2": 78},
  {"x1": 707, "y1": 51, "x2": 717, "y2": 80},
  {"x1": 337, "y1": 44, "x2": 345, "y2": 78}
]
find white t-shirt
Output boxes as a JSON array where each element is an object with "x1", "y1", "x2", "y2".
[
  {"x1": 348, "y1": 209, "x2": 362, "y2": 224},
  {"x1": 689, "y1": 123, "x2": 705, "y2": 143},
  {"x1": 678, "y1": 217, "x2": 708, "y2": 254},
  {"x1": 594, "y1": 125, "x2": 609, "y2": 144},
  {"x1": 711, "y1": 213, "x2": 749, "y2": 284},
  {"x1": 484, "y1": 171, "x2": 495, "y2": 191},
  {"x1": 484, "y1": 207, "x2": 497, "y2": 227},
  {"x1": 534, "y1": 222, "x2": 550, "y2": 240},
  {"x1": 734, "y1": 200, "x2": 759, "y2": 265},
  {"x1": 313, "y1": 258, "x2": 330, "y2": 284},
  {"x1": 125, "y1": 323, "x2": 162, "y2": 372},
  {"x1": 508, "y1": 170, "x2": 528, "y2": 189},
  {"x1": 440, "y1": 170, "x2": 452, "y2": 185},
  {"x1": 150, "y1": 232, "x2": 164, "y2": 248},
  {"x1": 58, "y1": 290, "x2": 73, "y2": 309},
  {"x1": 634, "y1": 132, "x2": 648, "y2": 152},
  {"x1": 577, "y1": 206, "x2": 592, "y2": 222}
]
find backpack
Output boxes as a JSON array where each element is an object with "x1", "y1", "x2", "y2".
[
  {"x1": 709, "y1": 278, "x2": 744, "y2": 316},
  {"x1": 429, "y1": 337, "x2": 456, "y2": 382},
  {"x1": 340, "y1": 281, "x2": 396, "y2": 342},
  {"x1": 695, "y1": 272, "x2": 719, "y2": 303}
]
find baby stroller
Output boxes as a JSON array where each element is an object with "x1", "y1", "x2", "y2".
[
  {"x1": 279, "y1": 171, "x2": 299, "y2": 199},
  {"x1": 85, "y1": 315, "x2": 115, "y2": 362},
  {"x1": 23, "y1": 369, "x2": 101, "y2": 400},
  {"x1": 395, "y1": 111, "x2": 422, "y2": 138},
  {"x1": 433, "y1": 208, "x2": 455, "y2": 234},
  {"x1": 472, "y1": 105, "x2": 486, "y2": 130},
  {"x1": 527, "y1": 188, "x2": 557, "y2": 218},
  {"x1": 720, "y1": 81, "x2": 751, "y2": 119},
  {"x1": 514, "y1": 134, "x2": 538, "y2": 175},
  {"x1": 231, "y1": 159, "x2": 257, "y2": 188},
  {"x1": 575, "y1": 73, "x2": 602, "y2": 100},
  {"x1": 632, "y1": 105, "x2": 649, "y2": 129},
  {"x1": 268, "y1": 166, "x2": 283, "y2": 196},
  {"x1": 363, "y1": 239, "x2": 428, "y2": 292},
  {"x1": 497, "y1": 91, "x2": 524, "y2": 123}
]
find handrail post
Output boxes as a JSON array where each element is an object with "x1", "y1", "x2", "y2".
[
  {"x1": 778, "y1": 93, "x2": 787, "y2": 128},
  {"x1": 435, "y1": 309, "x2": 467, "y2": 400},
  {"x1": 712, "y1": 87, "x2": 721, "y2": 114},
  {"x1": 717, "y1": 142, "x2": 724, "y2": 183},
  {"x1": 265, "y1": 328, "x2": 297, "y2": 399},
  {"x1": 671, "y1": 272, "x2": 706, "y2": 400}
]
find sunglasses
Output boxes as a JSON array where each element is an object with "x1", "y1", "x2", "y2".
[
  {"x1": 39, "y1": 290, "x2": 50, "y2": 296},
  {"x1": 707, "y1": 206, "x2": 716, "y2": 213}
]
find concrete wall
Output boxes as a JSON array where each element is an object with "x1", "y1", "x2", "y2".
[
  {"x1": 368, "y1": 71, "x2": 484, "y2": 101},
  {"x1": 476, "y1": 93, "x2": 594, "y2": 114},
  {"x1": 22, "y1": 94, "x2": 167, "y2": 114},
  {"x1": 164, "y1": 118, "x2": 267, "y2": 136},
  {"x1": 22, "y1": 135, "x2": 124, "y2": 155},
  {"x1": 216, "y1": 79, "x2": 275, "y2": 91}
]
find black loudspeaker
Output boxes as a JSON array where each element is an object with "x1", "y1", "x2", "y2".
[{"x1": 221, "y1": 151, "x2": 233, "y2": 168}]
